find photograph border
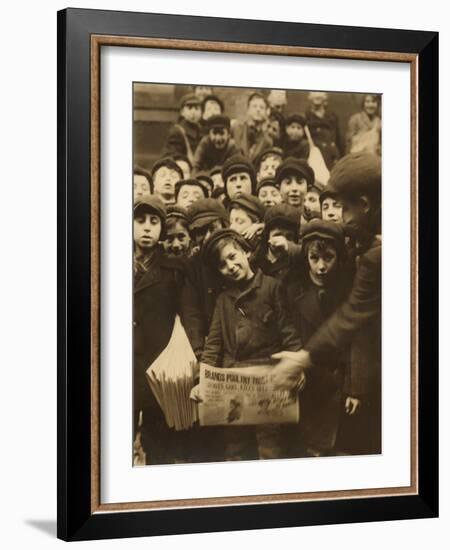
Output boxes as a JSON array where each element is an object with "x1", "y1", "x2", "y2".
[{"x1": 57, "y1": 8, "x2": 438, "y2": 541}]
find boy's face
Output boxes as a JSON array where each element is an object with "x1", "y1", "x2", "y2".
[
  {"x1": 226, "y1": 171, "x2": 252, "y2": 199},
  {"x1": 153, "y1": 166, "x2": 181, "y2": 202},
  {"x1": 279, "y1": 174, "x2": 308, "y2": 207},
  {"x1": 286, "y1": 122, "x2": 304, "y2": 142},
  {"x1": 211, "y1": 172, "x2": 224, "y2": 190},
  {"x1": 321, "y1": 197, "x2": 343, "y2": 223},
  {"x1": 177, "y1": 184, "x2": 204, "y2": 209},
  {"x1": 257, "y1": 155, "x2": 282, "y2": 181},
  {"x1": 307, "y1": 241, "x2": 338, "y2": 286},
  {"x1": 163, "y1": 220, "x2": 191, "y2": 258},
  {"x1": 309, "y1": 92, "x2": 328, "y2": 108},
  {"x1": 181, "y1": 104, "x2": 202, "y2": 123},
  {"x1": 192, "y1": 219, "x2": 227, "y2": 249},
  {"x1": 258, "y1": 185, "x2": 282, "y2": 208},
  {"x1": 247, "y1": 97, "x2": 268, "y2": 123},
  {"x1": 303, "y1": 190, "x2": 321, "y2": 219},
  {"x1": 133, "y1": 174, "x2": 151, "y2": 200},
  {"x1": 176, "y1": 159, "x2": 191, "y2": 179},
  {"x1": 267, "y1": 119, "x2": 281, "y2": 141},
  {"x1": 203, "y1": 100, "x2": 222, "y2": 120},
  {"x1": 134, "y1": 212, "x2": 162, "y2": 253},
  {"x1": 230, "y1": 207, "x2": 253, "y2": 234},
  {"x1": 218, "y1": 242, "x2": 253, "y2": 282},
  {"x1": 363, "y1": 95, "x2": 378, "y2": 116},
  {"x1": 209, "y1": 127, "x2": 230, "y2": 150},
  {"x1": 339, "y1": 195, "x2": 371, "y2": 231}
]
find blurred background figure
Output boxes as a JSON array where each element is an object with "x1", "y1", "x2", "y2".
[
  {"x1": 267, "y1": 89, "x2": 288, "y2": 114},
  {"x1": 346, "y1": 94, "x2": 381, "y2": 155}
]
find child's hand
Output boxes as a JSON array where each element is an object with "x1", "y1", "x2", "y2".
[
  {"x1": 242, "y1": 222, "x2": 264, "y2": 240},
  {"x1": 190, "y1": 384, "x2": 203, "y2": 403},
  {"x1": 345, "y1": 396, "x2": 361, "y2": 415},
  {"x1": 268, "y1": 235, "x2": 289, "y2": 253}
]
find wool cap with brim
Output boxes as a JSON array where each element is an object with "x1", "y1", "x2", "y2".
[
  {"x1": 253, "y1": 147, "x2": 284, "y2": 172},
  {"x1": 175, "y1": 178, "x2": 209, "y2": 201},
  {"x1": 221, "y1": 153, "x2": 257, "y2": 196},
  {"x1": 209, "y1": 165, "x2": 222, "y2": 177},
  {"x1": 151, "y1": 157, "x2": 184, "y2": 180},
  {"x1": 179, "y1": 93, "x2": 201, "y2": 109},
  {"x1": 327, "y1": 152, "x2": 381, "y2": 201},
  {"x1": 319, "y1": 188, "x2": 340, "y2": 204},
  {"x1": 207, "y1": 115, "x2": 230, "y2": 130},
  {"x1": 285, "y1": 113, "x2": 306, "y2": 126},
  {"x1": 202, "y1": 94, "x2": 225, "y2": 112},
  {"x1": 166, "y1": 205, "x2": 189, "y2": 223},
  {"x1": 202, "y1": 228, "x2": 250, "y2": 265},
  {"x1": 188, "y1": 198, "x2": 229, "y2": 231},
  {"x1": 300, "y1": 218, "x2": 345, "y2": 250},
  {"x1": 229, "y1": 192, "x2": 265, "y2": 221},
  {"x1": 264, "y1": 203, "x2": 300, "y2": 233},
  {"x1": 256, "y1": 177, "x2": 279, "y2": 195},
  {"x1": 134, "y1": 194, "x2": 167, "y2": 238},
  {"x1": 196, "y1": 172, "x2": 214, "y2": 195},
  {"x1": 275, "y1": 157, "x2": 315, "y2": 187}
]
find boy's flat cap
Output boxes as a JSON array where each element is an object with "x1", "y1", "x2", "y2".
[
  {"x1": 202, "y1": 228, "x2": 249, "y2": 263},
  {"x1": 327, "y1": 153, "x2": 381, "y2": 200},
  {"x1": 179, "y1": 93, "x2": 201, "y2": 108},
  {"x1": 166, "y1": 204, "x2": 189, "y2": 223},
  {"x1": 285, "y1": 113, "x2": 306, "y2": 126},
  {"x1": 207, "y1": 115, "x2": 230, "y2": 130},
  {"x1": 264, "y1": 203, "x2": 300, "y2": 232},
  {"x1": 221, "y1": 154, "x2": 257, "y2": 195},
  {"x1": 275, "y1": 157, "x2": 315, "y2": 187},
  {"x1": 229, "y1": 192, "x2": 265, "y2": 221},
  {"x1": 301, "y1": 218, "x2": 345, "y2": 248},
  {"x1": 253, "y1": 147, "x2": 284, "y2": 171},
  {"x1": 188, "y1": 198, "x2": 229, "y2": 231},
  {"x1": 256, "y1": 177, "x2": 279, "y2": 195}
]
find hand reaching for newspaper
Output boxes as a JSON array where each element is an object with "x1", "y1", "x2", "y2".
[
  {"x1": 241, "y1": 222, "x2": 264, "y2": 241},
  {"x1": 271, "y1": 350, "x2": 312, "y2": 391},
  {"x1": 345, "y1": 396, "x2": 361, "y2": 415}
]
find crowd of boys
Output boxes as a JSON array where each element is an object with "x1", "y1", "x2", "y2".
[{"x1": 133, "y1": 87, "x2": 382, "y2": 465}]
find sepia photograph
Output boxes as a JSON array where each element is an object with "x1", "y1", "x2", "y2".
[{"x1": 132, "y1": 82, "x2": 382, "y2": 466}]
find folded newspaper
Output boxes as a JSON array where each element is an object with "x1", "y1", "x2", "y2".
[
  {"x1": 198, "y1": 363, "x2": 300, "y2": 426},
  {"x1": 146, "y1": 315, "x2": 198, "y2": 431}
]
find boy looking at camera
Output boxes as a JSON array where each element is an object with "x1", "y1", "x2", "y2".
[{"x1": 193, "y1": 115, "x2": 240, "y2": 173}]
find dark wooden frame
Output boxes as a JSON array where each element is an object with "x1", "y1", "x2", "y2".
[{"x1": 57, "y1": 8, "x2": 439, "y2": 541}]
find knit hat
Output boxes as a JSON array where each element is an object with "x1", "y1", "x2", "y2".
[
  {"x1": 301, "y1": 218, "x2": 345, "y2": 251},
  {"x1": 207, "y1": 115, "x2": 230, "y2": 130},
  {"x1": 275, "y1": 157, "x2": 315, "y2": 187},
  {"x1": 179, "y1": 93, "x2": 201, "y2": 109},
  {"x1": 221, "y1": 154, "x2": 257, "y2": 196},
  {"x1": 229, "y1": 193, "x2": 265, "y2": 222},
  {"x1": 264, "y1": 203, "x2": 300, "y2": 234},
  {"x1": 188, "y1": 198, "x2": 229, "y2": 231},
  {"x1": 151, "y1": 157, "x2": 184, "y2": 181},
  {"x1": 285, "y1": 113, "x2": 306, "y2": 127},
  {"x1": 256, "y1": 177, "x2": 279, "y2": 195},
  {"x1": 196, "y1": 172, "x2": 214, "y2": 195},
  {"x1": 134, "y1": 194, "x2": 167, "y2": 239},
  {"x1": 326, "y1": 153, "x2": 381, "y2": 202},
  {"x1": 253, "y1": 147, "x2": 284, "y2": 172},
  {"x1": 202, "y1": 94, "x2": 225, "y2": 113},
  {"x1": 175, "y1": 178, "x2": 209, "y2": 201},
  {"x1": 202, "y1": 228, "x2": 250, "y2": 265}
]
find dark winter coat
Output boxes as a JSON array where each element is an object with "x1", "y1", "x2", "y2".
[
  {"x1": 133, "y1": 248, "x2": 185, "y2": 412},
  {"x1": 201, "y1": 270, "x2": 302, "y2": 368},
  {"x1": 165, "y1": 119, "x2": 202, "y2": 161},
  {"x1": 305, "y1": 109, "x2": 342, "y2": 170},
  {"x1": 193, "y1": 137, "x2": 241, "y2": 173}
]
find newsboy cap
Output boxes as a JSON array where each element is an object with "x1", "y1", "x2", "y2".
[
  {"x1": 326, "y1": 153, "x2": 381, "y2": 202},
  {"x1": 134, "y1": 194, "x2": 167, "y2": 239},
  {"x1": 264, "y1": 203, "x2": 300, "y2": 233},
  {"x1": 188, "y1": 198, "x2": 229, "y2": 231},
  {"x1": 202, "y1": 228, "x2": 250, "y2": 265},
  {"x1": 229, "y1": 193, "x2": 265, "y2": 222},
  {"x1": 179, "y1": 93, "x2": 201, "y2": 109},
  {"x1": 275, "y1": 157, "x2": 315, "y2": 188},
  {"x1": 207, "y1": 115, "x2": 231, "y2": 130},
  {"x1": 300, "y1": 218, "x2": 345, "y2": 250},
  {"x1": 221, "y1": 154, "x2": 257, "y2": 196}
]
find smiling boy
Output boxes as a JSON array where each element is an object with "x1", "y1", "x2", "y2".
[
  {"x1": 275, "y1": 157, "x2": 315, "y2": 209},
  {"x1": 193, "y1": 115, "x2": 240, "y2": 173}
]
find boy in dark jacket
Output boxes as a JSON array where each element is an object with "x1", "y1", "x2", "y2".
[
  {"x1": 193, "y1": 115, "x2": 240, "y2": 173},
  {"x1": 283, "y1": 113, "x2": 310, "y2": 159},
  {"x1": 165, "y1": 94, "x2": 202, "y2": 164},
  {"x1": 200, "y1": 229, "x2": 302, "y2": 460},
  {"x1": 272, "y1": 153, "x2": 382, "y2": 455},
  {"x1": 133, "y1": 195, "x2": 185, "y2": 464},
  {"x1": 286, "y1": 219, "x2": 353, "y2": 456}
]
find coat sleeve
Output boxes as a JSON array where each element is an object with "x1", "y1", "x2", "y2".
[
  {"x1": 179, "y1": 261, "x2": 207, "y2": 359},
  {"x1": 192, "y1": 136, "x2": 208, "y2": 173},
  {"x1": 165, "y1": 125, "x2": 186, "y2": 156},
  {"x1": 200, "y1": 300, "x2": 224, "y2": 368},
  {"x1": 305, "y1": 245, "x2": 381, "y2": 365},
  {"x1": 273, "y1": 282, "x2": 303, "y2": 352}
]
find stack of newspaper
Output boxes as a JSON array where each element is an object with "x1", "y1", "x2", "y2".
[{"x1": 146, "y1": 315, "x2": 198, "y2": 431}]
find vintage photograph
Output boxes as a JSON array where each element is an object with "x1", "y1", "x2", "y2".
[{"x1": 132, "y1": 83, "x2": 382, "y2": 466}]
